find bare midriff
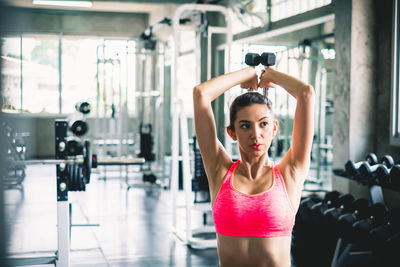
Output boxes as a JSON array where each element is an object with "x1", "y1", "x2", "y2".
[{"x1": 217, "y1": 234, "x2": 292, "y2": 267}]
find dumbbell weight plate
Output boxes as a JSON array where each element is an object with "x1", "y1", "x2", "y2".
[
  {"x1": 390, "y1": 165, "x2": 400, "y2": 191},
  {"x1": 381, "y1": 155, "x2": 395, "y2": 168},
  {"x1": 69, "y1": 120, "x2": 88, "y2": 136},
  {"x1": 366, "y1": 153, "x2": 378, "y2": 165},
  {"x1": 260, "y1": 52, "x2": 276, "y2": 66},
  {"x1": 75, "y1": 102, "x2": 91, "y2": 115},
  {"x1": 245, "y1": 53, "x2": 261, "y2": 66},
  {"x1": 66, "y1": 137, "x2": 83, "y2": 156},
  {"x1": 83, "y1": 140, "x2": 92, "y2": 184},
  {"x1": 78, "y1": 166, "x2": 86, "y2": 191}
]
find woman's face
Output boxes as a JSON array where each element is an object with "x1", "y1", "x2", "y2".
[{"x1": 228, "y1": 104, "x2": 278, "y2": 157}]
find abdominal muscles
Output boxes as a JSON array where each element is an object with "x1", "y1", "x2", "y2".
[{"x1": 217, "y1": 234, "x2": 292, "y2": 267}]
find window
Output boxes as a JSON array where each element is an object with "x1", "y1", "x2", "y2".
[
  {"x1": 22, "y1": 35, "x2": 59, "y2": 113},
  {"x1": 1, "y1": 35, "x2": 59, "y2": 113},
  {"x1": 62, "y1": 37, "x2": 101, "y2": 114},
  {"x1": 270, "y1": 0, "x2": 332, "y2": 22},
  {"x1": 1, "y1": 35, "x2": 132, "y2": 115},
  {"x1": 391, "y1": 0, "x2": 400, "y2": 146},
  {"x1": 1, "y1": 37, "x2": 22, "y2": 112}
]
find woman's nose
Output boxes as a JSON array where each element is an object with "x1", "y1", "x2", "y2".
[{"x1": 251, "y1": 126, "x2": 261, "y2": 139}]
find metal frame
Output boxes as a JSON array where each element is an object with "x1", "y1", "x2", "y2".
[
  {"x1": 170, "y1": 3, "x2": 232, "y2": 249},
  {"x1": 8, "y1": 121, "x2": 70, "y2": 266},
  {"x1": 55, "y1": 120, "x2": 70, "y2": 267},
  {"x1": 171, "y1": 3, "x2": 232, "y2": 99},
  {"x1": 171, "y1": 99, "x2": 217, "y2": 249}
]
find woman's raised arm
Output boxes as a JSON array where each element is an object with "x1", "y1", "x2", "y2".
[
  {"x1": 193, "y1": 67, "x2": 258, "y2": 180},
  {"x1": 259, "y1": 68, "x2": 315, "y2": 181}
]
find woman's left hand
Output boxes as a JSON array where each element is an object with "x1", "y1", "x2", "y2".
[{"x1": 258, "y1": 68, "x2": 276, "y2": 88}]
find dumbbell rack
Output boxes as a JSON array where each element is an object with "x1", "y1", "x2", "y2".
[{"x1": 330, "y1": 157, "x2": 397, "y2": 267}]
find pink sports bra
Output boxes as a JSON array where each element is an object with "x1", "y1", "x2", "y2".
[{"x1": 212, "y1": 160, "x2": 295, "y2": 237}]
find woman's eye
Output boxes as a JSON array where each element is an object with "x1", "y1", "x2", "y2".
[
  {"x1": 240, "y1": 124, "x2": 250, "y2": 129},
  {"x1": 260, "y1": 121, "x2": 268, "y2": 127}
]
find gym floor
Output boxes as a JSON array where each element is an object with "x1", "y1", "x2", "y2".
[{"x1": 5, "y1": 162, "x2": 331, "y2": 267}]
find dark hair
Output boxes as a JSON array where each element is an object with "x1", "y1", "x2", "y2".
[{"x1": 229, "y1": 92, "x2": 273, "y2": 130}]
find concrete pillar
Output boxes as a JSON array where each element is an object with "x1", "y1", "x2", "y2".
[
  {"x1": 375, "y1": 0, "x2": 400, "y2": 208},
  {"x1": 332, "y1": 0, "x2": 376, "y2": 198}
]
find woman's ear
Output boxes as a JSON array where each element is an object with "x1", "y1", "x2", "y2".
[
  {"x1": 227, "y1": 126, "x2": 237, "y2": 141},
  {"x1": 273, "y1": 120, "x2": 279, "y2": 136}
]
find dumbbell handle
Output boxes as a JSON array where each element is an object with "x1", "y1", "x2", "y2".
[
  {"x1": 362, "y1": 163, "x2": 389, "y2": 173},
  {"x1": 359, "y1": 163, "x2": 391, "y2": 185},
  {"x1": 260, "y1": 53, "x2": 276, "y2": 98}
]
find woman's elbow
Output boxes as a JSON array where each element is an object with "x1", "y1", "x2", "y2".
[
  {"x1": 305, "y1": 84, "x2": 314, "y2": 96},
  {"x1": 193, "y1": 86, "x2": 202, "y2": 100},
  {"x1": 300, "y1": 85, "x2": 315, "y2": 100},
  {"x1": 193, "y1": 85, "x2": 208, "y2": 102}
]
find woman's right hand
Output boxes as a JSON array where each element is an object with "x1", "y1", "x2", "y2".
[{"x1": 240, "y1": 68, "x2": 259, "y2": 90}]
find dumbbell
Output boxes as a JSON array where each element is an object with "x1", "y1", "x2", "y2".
[
  {"x1": 369, "y1": 207, "x2": 400, "y2": 250},
  {"x1": 322, "y1": 194, "x2": 355, "y2": 230},
  {"x1": 293, "y1": 192, "x2": 341, "y2": 267},
  {"x1": 75, "y1": 101, "x2": 91, "y2": 115},
  {"x1": 309, "y1": 191, "x2": 342, "y2": 228},
  {"x1": 389, "y1": 165, "x2": 400, "y2": 191},
  {"x1": 351, "y1": 203, "x2": 389, "y2": 244},
  {"x1": 359, "y1": 155, "x2": 393, "y2": 185},
  {"x1": 244, "y1": 52, "x2": 276, "y2": 96},
  {"x1": 297, "y1": 194, "x2": 324, "y2": 225},
  {"x1": 381, "y1": 155, "x2": 395, "y2": 167},
  {"x1": 298, "y1": 191, "x2": 340, "y2": 228},
  {"x1": 336, "y1": 198, "x2": 370, "y2": 239},
  {"x1": 368, "y1": 208, "x2": 400, "y2": 265},
  {"x1": 343, "y1": 152, "x2": 379, "y2": 181}
]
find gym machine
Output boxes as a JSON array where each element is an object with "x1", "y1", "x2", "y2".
[
  {"x1": 129, "y1": 32, "x2": 167, "y2": 193},
  {"x1": 3, "y1": 121, "x2": 28, "y2": 189},
  {"x1": 170, "y1": 3, "x2": 232, "y2": 249},
  {"x1": 6, "y1": 120, "x2": 144, "y2": 267},
  {"x1": 94, "y1": 41, "x2": 132, "y2": 164}
]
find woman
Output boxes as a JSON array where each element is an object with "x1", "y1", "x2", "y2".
[{"x1": 193, "y1": 65, "x2": 314, "y2": 267}]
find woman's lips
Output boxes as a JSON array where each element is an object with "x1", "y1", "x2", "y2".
[{"x1": 251, "y1": 144, "x2": 261, "y2": 150}]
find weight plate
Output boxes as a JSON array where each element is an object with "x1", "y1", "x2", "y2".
[{"x1": 83, "y1": 140, "x2": 92, "y2": 184}]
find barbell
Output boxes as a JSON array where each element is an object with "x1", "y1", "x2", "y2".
[
  {"x1": 11, "y1": 156, "x2": 145, "y2": 166},
  {"x1": 9, "y1": 140, "x2": 145, "y2": 191}
]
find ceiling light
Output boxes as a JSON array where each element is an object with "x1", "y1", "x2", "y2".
[{"x1": 32, "y1": 0, "x2": 93, "y2": 8}]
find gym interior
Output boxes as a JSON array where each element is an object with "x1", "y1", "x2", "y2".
[{"x1": 0, "y1": 0, "x2": 399, "y2": 266}]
